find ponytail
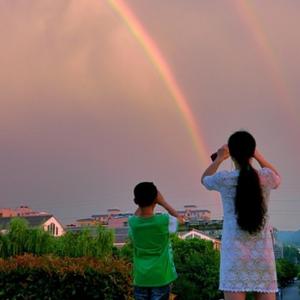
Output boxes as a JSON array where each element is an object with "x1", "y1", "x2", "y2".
[
  {"x1": 235, "y1": 162, "x2": 266, "y2": 234},
  {"x1": 228, "y1": 131, "x2": 266, "y2": 234}
]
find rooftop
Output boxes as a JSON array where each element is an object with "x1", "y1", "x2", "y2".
[{"x1": 0, "y1": 215, "x2": 53, "y2": 228}]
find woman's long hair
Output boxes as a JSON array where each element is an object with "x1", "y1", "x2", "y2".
[{"x1": 228, "y1": 131, "x2": 266, "y2": 234}]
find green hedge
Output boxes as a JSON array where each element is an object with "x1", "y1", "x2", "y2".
[{"x1": 0, "y1": 254, "x2": 133, "y2": 300}]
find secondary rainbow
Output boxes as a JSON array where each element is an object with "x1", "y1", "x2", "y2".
[
  {"x1": 233, "y1": 0, "x2": 295, "y2": 118},
  {"x1": 108, "y1": 0, "x2": 210, "y2": 165}
]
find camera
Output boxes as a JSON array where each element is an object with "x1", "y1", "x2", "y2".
[{"x1": 210, "y1": 152, "x2": 217, "y2": 161}]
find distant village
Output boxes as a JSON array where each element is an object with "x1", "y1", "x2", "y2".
[{"x1": 0, "y1": 205, "x2": 284, "y2": 257}]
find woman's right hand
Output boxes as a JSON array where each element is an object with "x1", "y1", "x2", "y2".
[
  {"x1": 201, "y1": 145, "x2": 228, "y2": 182},
  {"x1": 216, "y1": 144, "x2": 229, "y2": 161}
]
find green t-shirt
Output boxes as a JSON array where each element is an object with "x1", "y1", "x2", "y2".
[{"x1": 128, "y1": 214, "x2": 178, "y2": 287}]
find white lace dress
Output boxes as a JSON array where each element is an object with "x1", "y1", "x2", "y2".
[{"x1": 203, "y1": 167, "x2": 281, "y2": 293}]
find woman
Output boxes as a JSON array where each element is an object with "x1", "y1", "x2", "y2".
[{"x1": 201, "y1": 131, "x2": 281, "y2": 300}]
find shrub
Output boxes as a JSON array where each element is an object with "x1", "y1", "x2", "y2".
[
  {"x1": 172, "y1": 237, "x2": 221, "y2": 300},
  {"x1": 0, "y1": 254, "x2": 133, "y2": 299},
  {"x1": 276, "y1": 258, "x2": 298, "y2": 287}
]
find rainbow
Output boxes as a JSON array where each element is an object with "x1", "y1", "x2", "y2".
[
  {"x1": 107, "y1": 0, "x2": 210, "y2": 166},
  {"x1": 233, "y1": 0, "x2": 295, "y2": 117}
]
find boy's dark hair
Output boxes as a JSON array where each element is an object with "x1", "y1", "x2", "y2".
[{"x1": 134, "y1": 182, "x2": 158, "y2": 208}]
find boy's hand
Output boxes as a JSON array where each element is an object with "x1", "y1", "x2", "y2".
[
  {"x1": 177, "y1": 216, "x2": 185, "y2": 225},
  {"x1": 156, "y1": 191, "x2": 165, "y2": 205}
]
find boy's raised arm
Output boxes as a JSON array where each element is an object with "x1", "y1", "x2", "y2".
[{"x1": 156, "y1": 192, "x2": 185, "y2": 224}]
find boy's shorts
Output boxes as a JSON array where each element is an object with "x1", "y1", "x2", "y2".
[{"x1": 133, "y1": 284, "x2": 170, "y2": 300}]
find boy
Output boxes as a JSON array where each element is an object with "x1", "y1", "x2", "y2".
[{"x1": 128, "y1": 182, "x2": 184, "y2": 300}]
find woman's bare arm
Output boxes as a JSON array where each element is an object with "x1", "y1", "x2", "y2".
[
  {"x1": 254, "y1": 149, "x2": 280, "y2": 176},
  {"x1": 201, "y1": 145, "x2": 229, "y2": 183}
]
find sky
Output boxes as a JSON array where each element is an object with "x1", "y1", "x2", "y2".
[{"x1": 0, "y1": 0, "x2": 299, "y2": 230}]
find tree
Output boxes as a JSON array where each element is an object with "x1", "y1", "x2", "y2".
[
  {"x1": 0, "y1": 219, "x2": 114, "y2": 259},
  {"x1": 283, "y1": 245, "x2": 300, "y2": 264},
  {"x1": 7, "y1": 218, "x2": 30, "y2": 256},
  {"x1": 171, "y1": 236, "x2": 221, "y2": 300},
  {"x1": 276, "y1": 259, "x2": 298, "y2": 287}
]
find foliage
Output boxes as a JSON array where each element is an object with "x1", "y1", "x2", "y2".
[
  {"x1": 0, "y1": 218, "x2": 114, "y2": 259},
  {"x1": 276, "y1": 258, "x2": 298, "y2": 287},
  {"x1": 0, "y1": 254, "x2": 132, "y2": 299},
  {"x1": 283, "y1": 244, "x2": 300, "y2": 264},
  {"x1": 118, "y1": 239, "x2": 133, "y2": 262},
  {"x1": 0, "y1": 234, "x2": 9, "y2": 258},
  {"x1": 6, "y1": 218, "x2": 29, "y2": 256},
  {"x1": 171, "y1": 236, "x2": 221, "y2": 300}
]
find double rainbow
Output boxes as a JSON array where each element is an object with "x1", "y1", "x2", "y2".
[{"x1": 107, "y1": 1, "x2": 295, "y2": 166}]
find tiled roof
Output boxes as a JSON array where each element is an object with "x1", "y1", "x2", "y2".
[{"x1": 0, "y1": 215, "x2": 53, "y2": 229}]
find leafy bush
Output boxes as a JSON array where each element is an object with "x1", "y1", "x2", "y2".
[
  {"x1": 283, "y1": 244, "x2": 300, "y2": 265},
  {"x1": 276, "y1": 258, "x2": 298, "y2": 287},
  {"x1": 171, "y1": 237, "x2": 221, "y2": 300},
  {"x1": 118, "y1": 239, "x2": 133, "y2": 262},
  {"x1": 0, "y1": 254, "x2": 133, "y2": 299}
]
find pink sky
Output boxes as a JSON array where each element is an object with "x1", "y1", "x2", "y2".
[{"x1": 0, "y1": 0, "x2": 299, "y2": 230}]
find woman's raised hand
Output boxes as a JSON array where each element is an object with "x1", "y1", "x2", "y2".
[{"x1": 217, "y1": 144, "x2": 230, "y2": 161}]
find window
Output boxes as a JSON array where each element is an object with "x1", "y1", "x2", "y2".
[{"x1": 47, "y1": 223, "x2": 56, "y2": 236}]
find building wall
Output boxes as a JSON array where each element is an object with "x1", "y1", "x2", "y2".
[
  {"x1": 0, "y1": 208, "x2": 17, "y2": 217},
  {"x1": 77, "y1": 219, "x2": 100, "y2": 227},
  {"x1": 108, "y1": 217, "x2": 128, "y2": 228},
  {"x1": 178, "y1": 208, "x2": 211, "y2": 221},
  {"x1": 0, "y1": 206, "x2": 48, "y2": 218},
  {"x1": 14, "y1": 206, "x2": 34, "y2": 216}
]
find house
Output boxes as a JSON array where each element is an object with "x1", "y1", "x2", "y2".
[
  {"x1": 178, "y1": 228, "x2": 221, "y2": 250},
  {"x1": 183, "y1": 219, "x2": 223, "y2": 239},
  {"x1": 0, "y1": 208, "x2": 16, "y2": 217},
  {"x1": 76, "y1": 205, "x2": 212, "y2": 230},
  {"x1": 177, "y1": 205, "x2": 211, "y2": 221},
  {"x1": 0, "y1": 215, "x2": 65, "y2": 237},
  {"x1": 0, "y1": 206, "x2": 49, "y2": 218},
  {"x1": 76, "y1": 210, "x2": 133, "y2": 228},
  {"x1": 76, "y1": 218, "x2": 101, "y2": 227}
]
